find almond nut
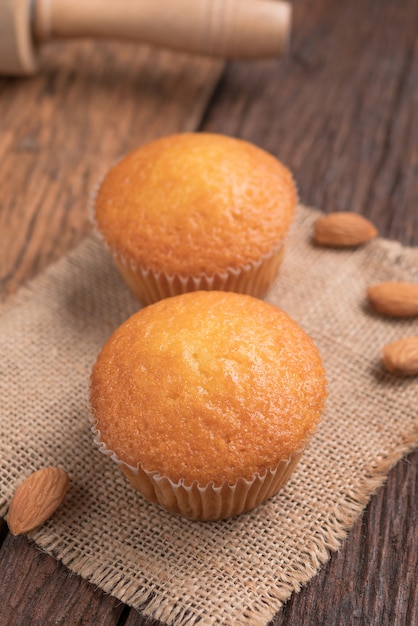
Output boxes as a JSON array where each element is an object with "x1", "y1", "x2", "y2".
[
  {"x1": 7, "y1": 467, "x2": 69, "y2": 535},
  {"x1": 367, "y1": 282, "x2": 418, "y2": 317},
  {"x1": 313, "y1": 212, "x2": 378, "y2": 247},
  {"x1": 382, "y1": 337, "x2": 418, "y2": 376}
]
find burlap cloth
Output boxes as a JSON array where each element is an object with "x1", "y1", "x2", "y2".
[{"x1": 1, "y1": 205, "x2": 417, "y2": 626}]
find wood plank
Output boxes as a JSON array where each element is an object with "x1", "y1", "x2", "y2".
[
  {"x1": 0, "y1": 40, "x2": 222, "y2": 301},
  {"x1": 203, "y1": 0, "x2": 418, "y2": 245},
  {"x1": 0, "y1": 533, "x2": 124, "y2": 625}
]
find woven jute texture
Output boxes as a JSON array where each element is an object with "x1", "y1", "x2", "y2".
[{"x1": 1, "y1": 205, "x2": 417, "y2": 626}]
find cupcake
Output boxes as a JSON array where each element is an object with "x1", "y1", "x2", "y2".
[
  {"x1": 93, "y1": 133, "x2": 297, "y2": 305},
  {"x1": 90, "y1": 291, "x2": 326, "y2": 521}
]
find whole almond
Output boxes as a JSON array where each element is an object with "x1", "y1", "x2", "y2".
[
  {"x1": 383, "y1": 337, "x2": 418, "y2": 376},
  {"x1": 7, "y1": 467, "x2": 69, "y2": 535},
  {"x1": 314, "y1": 212, "x2": 377, "y2": 247},
  {"x1": 367, "y1": 282, "x2": 418, "y2": 317}
]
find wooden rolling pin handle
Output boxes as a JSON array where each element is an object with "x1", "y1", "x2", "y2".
[
  {"x1": 33, "y1": 0, "x2": 292, "y2": 60},
  {"x1": 0, "y1": 0, "x2": 38, "y2": 74},
  {"x1": 0, "y1": 0, "x2": 292, "y2": 75}
]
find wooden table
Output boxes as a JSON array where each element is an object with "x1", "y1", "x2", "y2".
[{"x1": 1, "y1": 0, "x2": 417, "y2": 624}]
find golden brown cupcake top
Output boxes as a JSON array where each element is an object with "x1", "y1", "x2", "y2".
[
  {"x1": 94, "y1": 133, "x2": 296, "y2": 276},
  {"x1": 90, "y1": 291, "x2": 326, "y2": 486}
]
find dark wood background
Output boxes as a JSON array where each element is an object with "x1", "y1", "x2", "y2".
[{"x1": 1, "y1": 0, "x2": 417, "y2": 624}]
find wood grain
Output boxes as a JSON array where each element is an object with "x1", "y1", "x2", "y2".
[
  {"x1": 0, "y1": 40, "x2": 222, "y2": 301},
  {"x1": 203, "y1": 0, "x2": 418, "y2": 245},
  {"x1": 0, "y1": 0, "x2": 417, "y2": 624},
  {"x1": 0, "y1": 532, "x2": 124, "y2": 625}
]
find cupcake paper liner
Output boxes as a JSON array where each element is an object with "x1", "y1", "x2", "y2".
[
  {"x1": 112, "y1": 241, "x2": 286, "y2": 305},
  {"x1": 91, "y1": 418, "x2": 306, "y2": 521}
]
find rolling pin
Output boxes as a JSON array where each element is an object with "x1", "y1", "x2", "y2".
[{"x1": 0, "y1": 0, "x2": 292, "y2": 75}]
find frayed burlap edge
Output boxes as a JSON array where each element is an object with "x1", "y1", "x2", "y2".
[{"x1": 16, "y1": 424, "x2": 418, "y2": 626}]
